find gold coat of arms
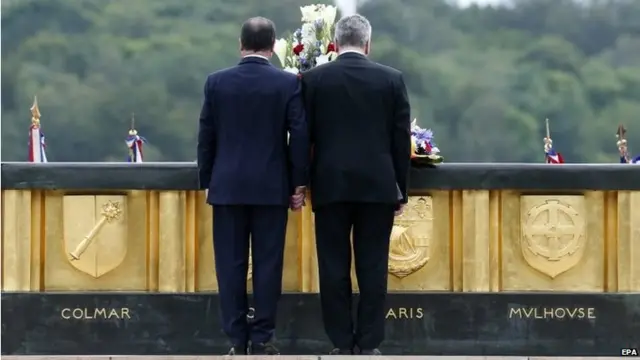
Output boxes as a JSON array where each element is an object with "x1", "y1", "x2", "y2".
[
  {"x1": 63, "y1": 195, "x2": 128, "y2": 278},
  {"x1": 388, "y1": 196, "x2": 433, "y2": 278},
  {"x1": 521, "y1": 197, "x2": 586, "y2": 278}
]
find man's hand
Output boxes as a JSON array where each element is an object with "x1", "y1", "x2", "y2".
[
  {"x1": 395, "y1": 203, "x2": 405, "y2": 217},
  {"x1": 290, "y1": 186, "x2": 306, "y2": 211}
]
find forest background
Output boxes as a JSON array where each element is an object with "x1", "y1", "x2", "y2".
[{"x1": 2, "y1": 0, "x2": 639, "y2": 162}]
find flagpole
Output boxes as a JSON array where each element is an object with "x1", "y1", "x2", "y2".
[
  {"x1": 543, "y1": 118, "x2": 563, "y2": 164},
  {"x1": 616, "y1": 124, "x2": 630, "y2": 163},
  {"x1": 28, "y1": 96, "x2": 47, "y2": 163},
  {"x1": 544, "y1": 118, "x2": 551, "y2": 162},
  {"x1": 130, "y1": 112, "x2": 136, "y2": 136},
  {"x1": 126, "y1": 112, "x2": 145, "y2": 163}
]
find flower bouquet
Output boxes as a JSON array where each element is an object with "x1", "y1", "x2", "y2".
[
  {"x1": 273, "y1": 4, "x2": 339, "y2": 74},
  {"x1": 411, "y1": 119, "x2": 443, "y2": 166}
]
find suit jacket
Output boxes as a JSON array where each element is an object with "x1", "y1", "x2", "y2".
[
  {"x1": 301, "y1": 52, "x2": 411, "y2": 208},
  {"x1": 197, "y1": 56, "x2": 309, "y2": 205}
]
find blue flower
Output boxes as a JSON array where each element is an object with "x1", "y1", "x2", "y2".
[
  {"x1": 412, "y1": 127, "x2": 434, "y2": 141},
  {"x1": 423, "y1": 129, "x2": 434, "y2": 140},
  {"x1": 411, "y1": 125, "x2": 440, "y2": 154}
]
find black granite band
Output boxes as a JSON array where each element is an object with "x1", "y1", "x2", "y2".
[
  {"x1": 2, "y1": 162, "x2": 640, "y2": 190},
  {"x1": 1, "y1": 292, "x2": 638, "y2": 356}
]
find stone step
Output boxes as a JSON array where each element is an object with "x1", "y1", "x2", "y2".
[
  {"x1": 3, "y1": 293, "x2": 637, "y2": 357},
  {"x1": 0, "y1": 357, "x2": 626, "y2": 360}
]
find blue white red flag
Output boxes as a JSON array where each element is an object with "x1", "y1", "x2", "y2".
[
  {"x1": 545, "y1": 148, "x2": 564, "y2": 164},
  {"x1": 126, "y1": 133, "x2": 146, "y2": 163},
  {"x1": 28, "y1": 97, "x2": 47, "y2": 163},
  {"x1": 126, "y1": 113, "x2": 146, "y2": 163},
  {"x1": 28, "y1": 124, "x2": 47, "y2": 163},
  {"x1": 621, "y1": 155, "x2": 640, "y2": 164},
  {"x1": 543, "y1": 119, "x2": 563, "y2": 164}
]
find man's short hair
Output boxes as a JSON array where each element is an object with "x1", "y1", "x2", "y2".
[
  {"x1": 334, "y1": 14, "x2": 372, "y2": 48},
  {"x1": 240, "y1": 17, "x2": 276, "y2": 52}
]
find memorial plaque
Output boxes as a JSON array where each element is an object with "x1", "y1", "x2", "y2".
[{"x1": 2, "y1": 292, "x2": 639, "y2": 356}]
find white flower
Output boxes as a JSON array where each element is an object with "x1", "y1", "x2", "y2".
[
  {"x1": 301, "y1": 23, "x2": 316, "y2": 47},
  {"x1": 321, "y1": 5, "x2": 338, "y2": 28},
  {"x1": 283, "y1": 67, "x2": 299, "y2": 75},
  {"x1": 273, "y1": 38, "x2": 289, "y2": 67},
  {"x1": 326, "y1": 51, "x2": 338, "y2": 61},
  {"x1": 316, "y1": 54, "x2": 331, "y2": 66},
  {"x1": 300, "y1": 5, "x2": 322, "y2": 23}
]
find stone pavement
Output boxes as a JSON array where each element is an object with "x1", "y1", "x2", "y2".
[{"x1": 0, "y1": 357, "x2": 624, "y2": 360}]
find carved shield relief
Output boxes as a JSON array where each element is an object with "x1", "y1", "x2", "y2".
[
  {"x1": 520, "y1": 196, "x2": 586, "y2": 278},
  {"x1": 388, "y1": 196, "x2": 433, "y2": 278},
  {"x1": 63, "y1": 195, "x2": 128, "y2": 278}
]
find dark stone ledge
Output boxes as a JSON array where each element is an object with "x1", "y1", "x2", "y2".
[
  {"x1": 2, "y1": 162, "x2": 640, "y2": 191},
  {"x1": 2, "y1": 292, "x2": 639, "y2": 356}
]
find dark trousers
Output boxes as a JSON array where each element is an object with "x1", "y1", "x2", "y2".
[
  {"x1": 212, "y1": 205, "x2": 288, "y2": 346},
  {"x1": 314, "y1": 202, "x2": 395, "y2": 350}
]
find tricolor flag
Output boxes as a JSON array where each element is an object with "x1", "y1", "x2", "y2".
[
  {"x1": 545, "y1": 148, "x2": 564, "y2": 164},
  {"x1": 28, "y1": 96, "x2": 47, "y2": 163},
  {"x1": 544, "y1": 118, "x2": 564, "y2": 164},
  {"x1": 619, "y1": 154, "x2": 640, "y2": 164},
  {"x1": 126, "y1": 113, "x2": 146, "y2": 163}
]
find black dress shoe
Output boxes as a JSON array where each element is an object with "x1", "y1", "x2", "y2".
[
  {"x1": 329, "y1": 348, "x2": 353, "y2": 355},
  {"x1": 250, "y1": 342, "x2": 280, "y2": 355},
  {"x1": 359, "y1": 348, "x2": 382, "y2": 355},
  {"x1": 227, "y1": 345, "x2": 247, "y2": 355}
]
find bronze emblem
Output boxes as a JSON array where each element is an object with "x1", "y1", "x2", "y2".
[
  {"x1": 63, "y1": 195, "x2": 128, "y2": 278},
  {"x1": 521, "y1": 197, "x2": 586, "y2": 278},
  {"x1": 388, "y1": 196, "x2": 433, "y2": 278}
]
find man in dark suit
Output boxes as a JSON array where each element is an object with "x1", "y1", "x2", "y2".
[
  {"x1": 301, "y1": 14, "x2": 411, "y2": 356},
  {"x1": 197, "y1": 17, "x2": 309, "y2": 356}
]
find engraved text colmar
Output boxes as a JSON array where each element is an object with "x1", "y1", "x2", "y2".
[{"x1": 61, "y1": 307, "x2": 131, "y2": 320}]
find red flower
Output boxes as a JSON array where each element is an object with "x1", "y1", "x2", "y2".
[
  {"x1": 326, "y1": 43, "x2": 336, "y2": 53},
  {"x1": 424, "y1": 142, "x2": 432, "y2": 153},
  {"x1": 293, "y1": 44, "x2": 304, "y2": 55}
]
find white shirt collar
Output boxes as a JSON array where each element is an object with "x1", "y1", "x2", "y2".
[{"x1": 243, "y1": 54, "x2": 269, "y2": 61}]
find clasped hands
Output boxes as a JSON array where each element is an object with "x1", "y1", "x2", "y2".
[
  {"x1": 288, "y1": 187, "x2": 405, "y2": 216},
  {"x1": 206, "y1": 188, "x2": 404, "y2": 215},
  {"x1": 205, "y1": 188, "x2": 307, "y2": 211},
  {"x1": 290, "y1": 186, "x2": 306, "y2": 211}
]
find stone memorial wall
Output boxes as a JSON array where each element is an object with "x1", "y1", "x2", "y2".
[{"x1": 2, "y1": 162, "x2": 639, "y2": 355}]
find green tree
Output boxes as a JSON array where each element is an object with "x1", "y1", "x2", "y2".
[{"x1": 2, "y1": 0, "x2": 639, "y2": 163}]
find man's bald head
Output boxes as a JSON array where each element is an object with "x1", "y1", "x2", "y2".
[{"x1": 240, "y1": 17, "x2": 276, "y2": 52}]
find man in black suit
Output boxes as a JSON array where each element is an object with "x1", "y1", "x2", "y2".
[
  {"x1": 197, "y1": 17, "x2": 309, "y2": 356},
  {"x1": 301, "y1": 14, "x2": 411, "y2": 356}
]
